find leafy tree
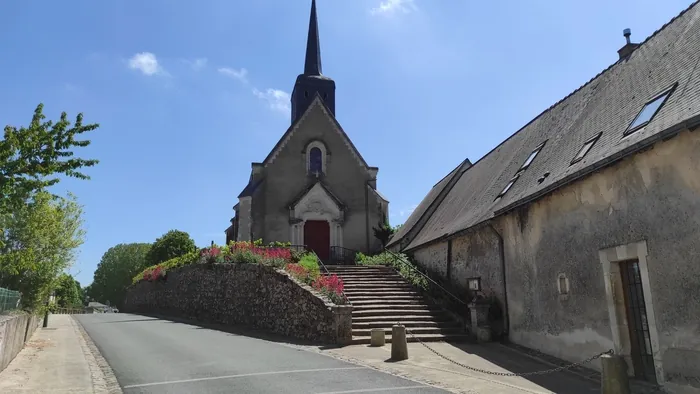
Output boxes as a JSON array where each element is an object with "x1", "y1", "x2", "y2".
[
  {"x1": 0, "y1": 104, "x2": 99, "y2": 219},
  {"x1": 90, "y1": 243, "x2": 151, "y2": 308},
  {"x1": 54, "y1": 273, "x2": 82, "y2": 308},
  {"x1": 372, "y1": 215, "x2": 396, "y2": 249},
  {"x1": 0, "y1": 191, "x2": 85, "y2": 310},
  {"x1": 145, "y1": 230, "x2": 196, "y2": 267}
]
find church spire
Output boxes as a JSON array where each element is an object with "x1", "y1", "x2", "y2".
[
  {"x1": 290, "y1": 0, "x2": 336, "y2": 124},
  {"x1": 304, "y1": 0, "x2": 322, "y2": 75}
]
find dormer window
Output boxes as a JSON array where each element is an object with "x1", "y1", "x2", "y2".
[
  {"x1": 625, "y1": 85, "x2": 676, "y2": 136},
  {"x1": 306, "y1": 141, "x2": 327, "y2": 176}
]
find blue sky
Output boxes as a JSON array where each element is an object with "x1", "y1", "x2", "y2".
[{"x1": 0, "y1": 0, "x2": 693, "y2": 285}]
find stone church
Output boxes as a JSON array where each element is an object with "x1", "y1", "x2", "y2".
[
  {"x1": 389, "y1": 2, "x2": 700, "y2": 392},
  {"x1": 225, "y1": 0, "x2": 388, "y2": 260}
]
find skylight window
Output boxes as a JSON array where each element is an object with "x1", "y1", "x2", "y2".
[
  {"x1": 496, "y1": 174, "x2": 520, "y2": 200},
  {"x1": 519, "y1": 142, "x2": 546, "y2": 171},
  {"x1": 625, "y1": 86, "x2": 675, "y2": 135},
  {"x1": 571, "y1": 132, "x2": 602, "y2": 164}
]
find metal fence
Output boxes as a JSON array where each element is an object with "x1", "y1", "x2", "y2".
[{"x1": 0, "y1": 287, "x2": 21, "y2": 313}]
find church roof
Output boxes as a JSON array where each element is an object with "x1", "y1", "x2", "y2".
[
  {"x1": 387, "y1": 158, "x2": 471, "y2": 248},
  {"x1": 261, "y1": 94, "x2": 373, "y2": 172},
  {"x1": 237, "y1": 178, "x2": 263, "y2": 198},
  {"x1": 405, "y1": 1, "x2": 700, "y2": 251}
]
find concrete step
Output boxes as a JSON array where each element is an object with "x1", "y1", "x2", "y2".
[
  {"x1": 350, "y1": 299, "x2": 427, "y2": 306},
  {"x1": 352, "y1": 326, "x2": 464, "y2": 337},
  {"x1": 343, "y1": 281, "x2": 414, "y2": 289},
  {"x1": 339, "y1": 278, "x2": 406, "y2": 283},
  {"x1": 352, "y1": 320, "x2": 461, "y2": 329},
  {"x1": 352, "y1": 315, "x2": 453, "y2": 323},
  {"x1": 335, "y1": 275, "x2": 404, "y2": 281},
  {"x1": 352, "y1": 309, "x2": 448, "y2": 318},
  {"x1": 346, "y1": 295, "x2": 424, "y2": 301},
  {"x1": 326, "y1": 265, "x2": 391, "y2": 269},
  {"x1": 343, "y1": 291, "x2": 423, "y2": 297},
  {"x1": 350, "y1": 333, "x2": 471, "y2": 345},
  {"x1": 326, "y1": 267, "x2": 393, "y2": 273},
  {"x1": 352, "y1": 304, "x2": 438, "y2": 311}
]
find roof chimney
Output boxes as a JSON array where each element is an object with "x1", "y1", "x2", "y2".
[{"x1": 618, "y1": 28, "x2": 640, "y2": 60}]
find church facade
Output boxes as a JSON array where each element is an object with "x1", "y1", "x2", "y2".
[{"x1": 225, "y1": 0, "x2": 388, "y2": 260}]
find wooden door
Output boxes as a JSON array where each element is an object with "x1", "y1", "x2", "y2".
[{"x1": 304, "y1": 220, "x2": 330, "y2": 261}]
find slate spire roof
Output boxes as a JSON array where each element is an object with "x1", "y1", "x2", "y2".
[
  {"x1": 398, "y1": 0, "x2": 700, "y2": 252},
  {"x1": 304, "y1": 0, "x2": 322, "y2": 76}
]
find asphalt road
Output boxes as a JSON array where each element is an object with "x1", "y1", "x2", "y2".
[{"x1": 76, "y1": 313, "x2": 449, "y2": 394}]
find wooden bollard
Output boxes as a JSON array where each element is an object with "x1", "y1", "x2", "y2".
[
  {"x1": 370, "y1": 328, "x2": 385, "y2": 347},
  {"x1": 601, "y1": 353, "x2": 631, "y2": 394},
  {"x1": 391, "y1": 325, "x2": 408, "y2": 361}
]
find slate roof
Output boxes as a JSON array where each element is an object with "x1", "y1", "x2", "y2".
[
  {"x1": 237, "y1": 178, "x2": 263, "y2": 198},
  {"x1": 405, "y1": 1, "x2": 700, "y2": 251},
  {"x1": 387, "y1": 158, "x2": 471, "y2": 248}
]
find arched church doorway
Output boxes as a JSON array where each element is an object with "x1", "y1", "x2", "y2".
[{"x1": 304, "y1": 220, "x2": 330, "y2": 260}]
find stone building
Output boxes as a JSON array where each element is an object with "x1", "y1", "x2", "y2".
[
  {"x1": 389, "y1": 3, "x2": 700, "y2": 392},
  {"x1": 225, "y1": 0, "x2": 388, "y2": 259}
]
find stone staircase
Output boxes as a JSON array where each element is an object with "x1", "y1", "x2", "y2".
[{"x1": 325, "y1": 265, "x2": 470, "y2": 345}]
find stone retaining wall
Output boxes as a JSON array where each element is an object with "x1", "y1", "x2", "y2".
[
  {"x1": 0, "y1": 313, "x2": 42, "y2": 373},
  {"x1": 123, "y1": 263, "x2": 353, "y2": 344}
]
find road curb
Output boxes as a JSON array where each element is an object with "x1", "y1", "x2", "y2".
[{"x1": 71, "y1": 316, "x2": 123, "y2": 394}]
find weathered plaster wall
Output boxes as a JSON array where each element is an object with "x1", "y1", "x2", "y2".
[
  {"x1": 501, "y1": 129, "x2": 700, "y2": 388},
  {"x1": 413, "y1": 243, "x2": 448, "y2": 278},
  {"x1": 0, "y1": 313, "x2": 42, "y2": 373},
  {"x1": 451, "y1": 229, "x2": 504, "y2": 302},
  {"x1": 123, "y1": 263, "x2": 353, "y2": 344}
]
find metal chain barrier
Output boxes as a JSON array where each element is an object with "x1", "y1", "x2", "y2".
[{"x1": 402, "y1": 324, "x2": 613, "y2": 377}]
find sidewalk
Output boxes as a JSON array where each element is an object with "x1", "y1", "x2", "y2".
[
  {"x1": 313, "y1": 341, "x2": 603, "y2": 394},
  {"x1": 0, "y1": 314, "x2": 121, "y2": 393}
]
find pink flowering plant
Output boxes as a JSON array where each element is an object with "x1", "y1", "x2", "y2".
[
  {"x1": 198, "y1": 241, "x2": 292, "y2": 267},
  {"x1": 312, "y1": 274, "x2": 345, "y2": 305}
]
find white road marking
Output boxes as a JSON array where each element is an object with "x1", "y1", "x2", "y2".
[
  {"x1": 315, "y1": 386, "x2": 429, "y2": 394},
  {"x1": 122, "y1": 366, "x2": 367, "y2": 389}
]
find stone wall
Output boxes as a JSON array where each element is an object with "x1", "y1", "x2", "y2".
[
  {"x1": 0, "y1": 313, "x2": 42, "y2": 373},
  {"x1": 123, "y1": 263, "x2": 353, "y2": 344}
]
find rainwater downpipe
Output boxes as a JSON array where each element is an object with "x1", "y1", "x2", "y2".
[{"x1": 487, "y1": 222, "x2": 509, "y2": 337}]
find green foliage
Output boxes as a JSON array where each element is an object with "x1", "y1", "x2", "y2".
[
  {"x1": 297, "y1": 253, "x2": 321, "y2": 280},
  {"x1": 356, "y1": 251, "x2": 428, "y2": 290},
  {"x1": 0, "y1": 191, "x2": 85, "y2": 310},
  {"x1": 90, "y1": 243, "x2": 151, "y2": 307},
  {"x1": 133, "y1": 242, "x2": 296, "y2": 284},
  {"x1": 145, "y1": 230, "x2": 196, "y2": 267},
  {"x1": 372, "y1": 216, "x2": 396, "y2": 248},
  {"x1": 0, "y1": 104, "x2": 99, "y2": 218},
  {"x1": 54, "y1": 273, "x2": 82, "y2": 308}
]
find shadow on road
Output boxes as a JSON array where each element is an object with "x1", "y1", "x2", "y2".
[
  {"x1": 123, "y1": 313, "x2": 343, "y2": 349},
  {"x1": 443, "y1": 341, "x2": 601, "y2": 394}
]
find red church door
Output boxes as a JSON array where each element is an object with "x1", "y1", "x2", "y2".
[{"x1": 304, "y1": 220, "x2": 330, "y2": 261}]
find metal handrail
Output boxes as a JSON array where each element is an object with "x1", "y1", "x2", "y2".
[
  {"x1": 301, "y1": 246, "x2": 351, "y2": 305},
  {"x1": 330, "y1": 246, "x2": 358, "y2": 265},
  {"x1": 383, "y1": 248, "x2": 467, "y2": 306}
]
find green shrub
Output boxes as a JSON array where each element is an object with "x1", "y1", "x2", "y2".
[{"x1": 298, "y1": 254, "x2": 320, "y2": 280}]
